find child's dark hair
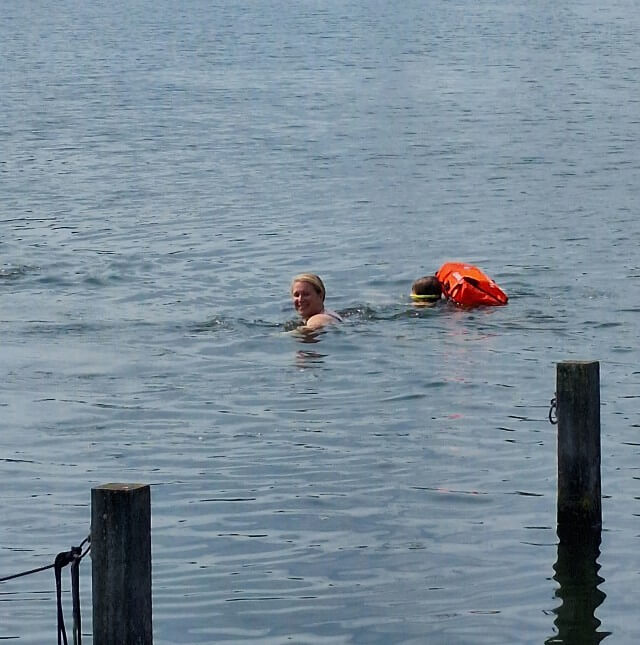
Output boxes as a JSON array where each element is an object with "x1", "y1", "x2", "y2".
[{"x1": 411, "y1": 275, "x2": 442, "y2": 298}]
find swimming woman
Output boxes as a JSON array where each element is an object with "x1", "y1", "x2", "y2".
[{"x1": 291, "y1": 273, "x2": 342, "y2": 331}]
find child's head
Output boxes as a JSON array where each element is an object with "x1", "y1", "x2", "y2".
[{"x1": 410, "y1": 275, "x2": 442, "y2": 305}]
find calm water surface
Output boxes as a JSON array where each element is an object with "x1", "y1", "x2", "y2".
[{"x1": 2, "y1": 0, "x2": 640, "y2": 643}]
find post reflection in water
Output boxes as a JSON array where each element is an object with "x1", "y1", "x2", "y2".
[{"x1": 546, "y1": 530, "x2": 610, "y2": 645}]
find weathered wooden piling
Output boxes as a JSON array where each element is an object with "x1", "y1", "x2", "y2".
[
  {"x1": 556, "y1": 361, "x2": 601, "y2": 539},
  {"x1": 91, "y1": 483, "x2": 152, "y2": 645}
]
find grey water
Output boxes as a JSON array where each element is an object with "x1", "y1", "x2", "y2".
[{"x1": 2, "y1": 0, "x2": 639, "y2": 642}]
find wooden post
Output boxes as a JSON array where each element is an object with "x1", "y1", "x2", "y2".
[
  {"x1": 91, "y1": 483, "x2": 152, "y2": 645},
  {"x1": 556, "y1": 361, "x2": 601, "y2": 540}
]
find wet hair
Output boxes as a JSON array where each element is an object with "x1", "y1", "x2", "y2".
[
  {"x1": 291, "y1": 273, "x2": 326, "y2": 301},
  {"x1": 411, "y1": 275, "x2": 442, "y2": 298}
]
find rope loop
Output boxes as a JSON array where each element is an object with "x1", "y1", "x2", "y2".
[
  {"x1": 56, "y1": 538, "x2": 90, "y2": 645},
  {"x1": 0, "y1": 533, "x2": 90, "y2": 645}
]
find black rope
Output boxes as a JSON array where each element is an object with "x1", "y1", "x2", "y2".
[
  {"x1": 72, "y1": 555, "x2": 80, "y2": 645},
  {"x1": 56, "y1": 537, "x2": 91, "y2": 645},
  {"x1": 71, "y1": 542, "x2": 90, "y2": 645},
  {"x1": 0, "y1": 534, "x2": 90, "y2": 645},
  {"x1": 0, "y1": 561, "x2": 56, "y2": 583},
  {"x1": 55, "y1": 550, "x2": 72, "y2": 645},
  {"x1": 0, "y1": 535, "x2": 90, "y2": 585}
]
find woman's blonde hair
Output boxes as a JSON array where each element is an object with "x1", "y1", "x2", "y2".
[{"x1": 291, "y1": 273, "x2": 326, "y2": 301}]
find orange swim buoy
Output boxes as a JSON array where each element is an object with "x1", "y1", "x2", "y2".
[{"x1": 435, "y1": 262, "x2": 508, "y2": 307}]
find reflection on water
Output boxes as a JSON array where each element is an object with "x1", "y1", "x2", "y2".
[
  {"x1": 295, "y1": 349, "x2": 327, "y2": 368},
  {"x1": 282, "y1": 318, "x2": 301, "y2": 333},
  {"x1": 546, "y1": 530, "x2": 609, "y2": 645},
  {"x1": 0, "y1": 265, "x2": 33, "y2": 280}
]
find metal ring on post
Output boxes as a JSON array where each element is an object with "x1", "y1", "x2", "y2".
[{"x1": 549, "y1": 395, "x2": 558, "y2": 425}]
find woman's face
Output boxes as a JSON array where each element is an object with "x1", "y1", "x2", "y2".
[{"x1": 291, "y1": 280, "x2": 324, "y2": 321}]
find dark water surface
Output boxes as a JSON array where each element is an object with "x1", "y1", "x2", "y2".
[{"x1": 2, "y1": 0, "x2": 640, "y2": 643}]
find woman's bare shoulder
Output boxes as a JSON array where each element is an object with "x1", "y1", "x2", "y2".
[{"x1": 305, "y1": 311, "x2": 341, "y2": 330}]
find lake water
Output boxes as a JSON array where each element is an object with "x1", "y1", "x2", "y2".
[{"x1": 2, "y1": 0, "x2": 640, "y2": 642}]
